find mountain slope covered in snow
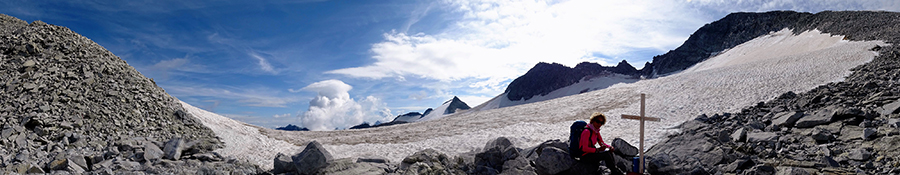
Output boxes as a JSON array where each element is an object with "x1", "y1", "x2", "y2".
[{"x1": 260, "y1": 27, "x2": 884, "y2": 167}]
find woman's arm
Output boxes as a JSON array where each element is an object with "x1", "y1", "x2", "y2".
[{"x1": 596, "y1": 133, "x2": 612, "y2": 150}]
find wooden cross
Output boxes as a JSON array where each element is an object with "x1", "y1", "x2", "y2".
[{"x1": 621, "y1": 93, "x2": 660, "y2": 174}]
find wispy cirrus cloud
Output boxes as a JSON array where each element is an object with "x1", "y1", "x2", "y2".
[{"x1": 166, "y1": 85, "x2": 300, "y2": 108}]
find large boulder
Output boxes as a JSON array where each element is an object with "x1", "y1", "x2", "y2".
[
  {"x1": 747, "y1": 132, "x2": 780, "y2": 143},
  {"x1": 142, "y1": 141, "x2": 164, "y2": 162},
  {"x1": 772, "y1": 111, "x2": 804, "y2": 127},
  {"x1": 795, "y1": 106, "x2": 837, "y2": 128},
  {"x1": 397, "y1": 149, "x2": 465, "y2": 175},
  {"x1": 163, "y1": 137, "x2": 186, "y2": 160},
  {"x1": 646, "y1": 132, "x2": 724, "y2": 174},
  {"x1": 612, "y1": 138, "x2": 638, "y2": 157},
  {"x1": 317, "y1": 158, "x2": 389, "y2": 175},
  {"x1": 880, "y1": 100, "x2": 900, "y2": 116},
  {"x1": 475, "y1": 137, "x2": 520, "y2": 173},
  {"x1": 292, "y1": 141, "x2": 334, "y2": 175},
  {"x1": 731, "y1": 128, "x2": 748, "y2": 142},
  {"x1": 273, "y1": 153, "x2": 296, "y2": 174},
  {"x1": 500, "y1": 156, "x2": 536, "y2": 175},
  {"x1": 534, "y1": 146, "x2": 575, "y2": 175}
]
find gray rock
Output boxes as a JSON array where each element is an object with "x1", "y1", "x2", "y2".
[
  {"x1": 811, "y1": 129, "x2": 834, "y2": 143},
  {"x1": 612, "y1": 138, "x2": 638, "y2": 157},
  {"x1": 357, "y1": 156, "x2": 390, "y2": 164},
  {"x1": 26, "y1": 163, "x2": 44, "y2": 174},
  {"x1": 48, "y1": 157, "x2": 69, "y2": 170},
  {"x1": 880, "y1": 100, "x2": 900, "y2": 116},
  {"x1": 500, "y1": 156, "x2": 536, "y2": 175},
  {"x1": 476, "y1": 137, "x2": 520, "y2": 172},
  {"x1": 189, "y1": 152, "x2": 222, "y2": 161},
  {"x1": 820, "y1": 156, "x2": 840, "y2": 167},
  {"x1": 747, "y1": 165, "x2": 776, "y2": 175},
  {"x1": 398, "y1": 149, "x2": 462, "y2": 175},
  {"x1": 839, "y1": 126, "x2": 864, "y2": 141},
  {"x1": 292, "y1": 141, "x2": 333, "y2": 175},
  {"x1": 15, "y1": 133, "x2": 27, "y2": 148},
  {"x1": 863, "y1": 128, "x2": 877, "y2": 140},
  {"x1": 66, "y1": 158, "x2": 86, "y2": 173},
  {"x1": 317, "y1": 158, "x2": 386, "y2": 175},
  {"x1": 775, "y1": 166, "x2": 811, "y2": 175},
  {"x1": 795, "y1": 107, "x2": 836, "y2": 128},
  {"x1": 143, "y1": 141, "x2": 164, "y2": 162},
  {"x1": 163, "y1": 137, "x2": 185, "y2": 160},
  {"x1": 732, "y1": 128, "x2": 748, "y2": 142},
  {"x1": 23, "y1": 60, "x2": 35, "y2": 67},
  {"x1": 68, "y1": 155, "x2": 88, "y2": 171},
  {"x1": 273, "y1": 152, "x2": 295, "y2": 174},
  {"x1": 534, "y1": 147, "x2": 574, "y2": 175},
  {"x1": 889, "y1": 118, "x2": 900, "y2": 128},
  {"x1": 484, "y1": 137, "x2": 513, "y2": 151},
  {"x1": 723, "y1": 159, "x2": 754, "y2": 172},
  {"x1": 115, "y1": 160, "x2": 141, "y2": 170},
  {"x1": 848, "y1": 148, "x2": 871, "y2": 161},
  {"x1": 1, "y1": 127, "x2": 13, "y2": 139},
  {"x1": 747, "y1": 132, "x2": 780, "y2": 143},
  {"x1": 772, "y1": 111, "x2": 804, "y2": 127}
]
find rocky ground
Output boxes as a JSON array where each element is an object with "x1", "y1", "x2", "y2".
[
  {"x1": 644, "y1": 11, "x2": 900, "y2": 174},
  {"x1": 271, "y1": 11, "x2": 900, "y2": 175},
  {"x1": 0, "y1": 14, "x2": 263, "y2": 174},
  {"x1": 4, "y1": 10, "x2": 900, "y2": 175}
]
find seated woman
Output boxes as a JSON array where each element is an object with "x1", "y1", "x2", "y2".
[{"x1": 579, "y1": 112, "x2": 624, "y2": 175}]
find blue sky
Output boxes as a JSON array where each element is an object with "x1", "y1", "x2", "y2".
[{"x1": 3, "y1": 0, "x2": 897, "y2": 130}]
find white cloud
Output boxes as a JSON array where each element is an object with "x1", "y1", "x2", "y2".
[
  {"x1": 299, "y1": 79, "x2": 394, "y2": 131},
  {"x1": 327, "y1": 0, "x2": 708, "y2": 92},
  {"x1": 166, "y1": 85, "x2": 299, "y2": 108},
  {"x1": 273, "y1": 113, "x2": 291, "y2": 118},
  {"x1": 249, "y1": 52, "x2": 277, "y2": 74},
  {"x1": 686, "y1": 0, "x2": 900, "y2": 13}
]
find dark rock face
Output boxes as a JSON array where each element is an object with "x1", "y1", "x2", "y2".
[
  {"x1": 0, "y1": 14, "x2": 263, "y2": 174},
  {"x1": 504, "y1": 61, "x2": 640, "y2": 101},
  {"x1": 646, "y1": 11, "x2": 811, "y2": 77},
  {"x1": 444, "y1": 96, "x2": 472, "y2": 115},
  {"x1": 276, "y1": 124, "x2": 310, "y2": 131}
]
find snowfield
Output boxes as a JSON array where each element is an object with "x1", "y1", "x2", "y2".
[
  {"x1": 183, "y1": 29, "x2": 886, "y2": 169},
  {"x1": 180, "y1": 101, "x2": 301, "y2": 170}
]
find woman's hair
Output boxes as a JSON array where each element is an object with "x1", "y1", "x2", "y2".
[{"x1": 590, "y1": 112, "x2": 607, "y2": 126}]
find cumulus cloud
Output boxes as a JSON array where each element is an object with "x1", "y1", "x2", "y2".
[
  {"x1": 299, "y1": 79, "x2": 393, "y2": 131},
  {"x1": 326, "y1": 0, "x2": 708, "y2": 92}
]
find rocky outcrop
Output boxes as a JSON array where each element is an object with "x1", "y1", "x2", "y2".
[
  {"x1": 644, "y1": 11, "x2": 900, "y2": 175},
  {"x1": 504, "y1": 61, "x2": 640, "y2": 101},
  {"x1": 645, "y1": 11, "x2": 810, "y2": 77},
  {"x1": 272, "y1": 141, "x2": 395, "y2": 175},
  {"x1": 0, "y1": 14, "x2": 262, "y2": 174}
]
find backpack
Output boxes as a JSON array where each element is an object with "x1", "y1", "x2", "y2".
[{"x1": 568, "y1": 120, "x2": 590, "y2": 158}]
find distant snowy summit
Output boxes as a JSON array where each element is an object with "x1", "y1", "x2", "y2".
[
  {"x1": 471, "y1": 61, "x2": 642, "y2": 111},
  {"x1": 391, "y1": 96, "x2": 472, "y2": 122}
]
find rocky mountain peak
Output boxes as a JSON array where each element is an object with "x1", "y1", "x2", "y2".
[
  {"x1": 505, "y1": 61, "x2": 640, "y2": 101},
  {"x1": 443, "y1": 96, "x2": 471, "y2": 115},
  {"x1": 0, "y1": 14, "x2": 260, "y2": 173}
]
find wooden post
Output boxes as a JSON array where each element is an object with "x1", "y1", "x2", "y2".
[{"x1": 621, "y1": 93, "x2": 660, "y2": 174}]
